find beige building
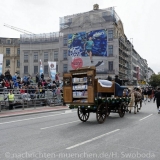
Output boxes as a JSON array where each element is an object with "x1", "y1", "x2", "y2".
[
  {"x1": 0, "y1": 38, "x2": 20, "y2": 76},
  {"x1": 19, "y1": 5, "x2": 150, "y2": 85}
]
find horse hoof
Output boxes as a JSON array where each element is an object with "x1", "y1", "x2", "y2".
[
  {"x1": 129, "y1": 111, "x2": 131, "y2": 113},
  {"x1": 134, "y1": 112, "x2": 136, "y2": 114},
  {"x1": 137, "y1": 111, "x2": 139, "y2": 112}
]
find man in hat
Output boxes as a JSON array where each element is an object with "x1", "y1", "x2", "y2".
[
  {"x1": 115, "y1": 75, "x2": 122, "y2": 86},
  {"x1": 153, "y1": 88, "x2": 160, "y2": 113}
]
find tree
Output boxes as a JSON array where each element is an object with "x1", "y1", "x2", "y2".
[{"x1": 148, "y1": 74, "x2": 160, "y2": 87}]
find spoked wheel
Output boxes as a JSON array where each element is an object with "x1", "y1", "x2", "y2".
[
  {"x1": 77, "y1": 108, "x2": 90, "y2": 122},
  {"x1": 96, "y1": 103, "x2": 108, "y2": 124},
  {"x1": 106, "y1": 108, "x2": 110, "y2": 117},
  {"x1": 119, "y1": 102, "x2": 126, "y2": 118}
]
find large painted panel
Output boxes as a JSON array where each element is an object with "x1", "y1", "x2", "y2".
[{"x1": 68, "y1": 29, "x2": 107, "y2": 73}]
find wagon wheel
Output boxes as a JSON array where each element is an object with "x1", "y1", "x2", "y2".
[
  {"x1": 119, "y1": 102, "x2": 126, "y2": 118},
  {"x1": 96, "y1": 103, "x2": 108, "y2": 124},
  {"x1": 77, "y1": 108, "x2": 90, "y2": 122},
  {"x1": 106, "y1": 107, "x2": 110, "y2": 117}
]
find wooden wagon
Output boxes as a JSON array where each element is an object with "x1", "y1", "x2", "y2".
[{"x1": 63, "y1": 66, "x2": 130, "y2": 123}]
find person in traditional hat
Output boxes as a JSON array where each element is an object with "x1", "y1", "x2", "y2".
[{"x1": 115, "y1": 75, "x2": 122, "y2": 86}]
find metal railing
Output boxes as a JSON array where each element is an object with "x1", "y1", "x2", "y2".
[{"x1": 0, "y1": 88, "x2": 63, "y2": 112}]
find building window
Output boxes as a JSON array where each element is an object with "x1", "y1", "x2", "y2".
[
  {"x1": 24, "y1": 66, "x2": 28, "y2": 74},
  {"x1": 44, "y1": 65, "x2": 48, "y2": 74},
  {"x1": 56, "y1": 64, "x2": 58, "y2": 72},
  {"x1": 7, "y1": 40, "x2": 11, "y2": 44},
  {"x1": 6, "y1": 48, "x2": 10, "y2": 55},
  {"x1": 44, "y1": 52, "x2": 48, "y2": 62},
  {"x1": 63, "y1": 37, "x2": 67, "y2": 46},
  {"x1": 108, "y1": 45, "x2": 113, "y2": 56},
  {"x1": 34, "y1": 66, "x2": 38, "y2": 74},
  {"x1": 17, "y1": 48, "x2": 20, "y2": 56},
  {"x1": 63, "y1": 50, "x2": 67, "y2": 60},
  {"x1": 54, "y1": 51, "x2": 58, "y2": 61},
  {"x1": 63, "y1": 64, "x2": 68, "y2": 73},
  {"x1": 34, "y1": 53, "x2": 38, "y2": 62},
  {"x1": 24, "y1": 54, "x2": 28, "y2": 62},
  {"x1": 17, "y1": 60, "x2": 20, "y2": 68},
  {"x1": 108, "y1": 30, "x2": 113, "y2": 41},
  {"x1": 108, "y1": 61, "x2": 113, "y2": 71},
  {"x1": 6, "y1": 59, "x2": 10, "y2": 67}
]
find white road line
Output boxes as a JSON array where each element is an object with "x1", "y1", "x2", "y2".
[
  {"x1": 41, "y1": 120, "x2": 80, "y2": 130},
  {"x1": 139, "y1": 114, "x2": 153, "y2": 121},
  {"x1": 66, "y1": 129, "x2": 120, "y2": 150},
  {"x1": 0, "y1": 112, "x2": 76, "y2": 125}
]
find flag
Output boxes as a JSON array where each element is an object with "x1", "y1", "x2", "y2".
[
  {"x1": 0, "y1": 54, "x2": 3, "y2": 75},
  {"x1": 39, "y1": 59, "x2": 43, "y2": 76},
  {"x1": 48, "y1": 61, "x2": 56, "y2": 80}
]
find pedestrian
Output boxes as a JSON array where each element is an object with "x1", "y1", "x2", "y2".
[
  {"x1": 5, "y1": 90, "x2": 15, "y2": 110},
  {"x1": 153, "y1": 88, "x2": 160, "y2": 113},
  {"x1": 147, "y1": 88, "x2": 152, "y2": 102},
  {"x1": 143, "y1": 88, "x2": 148, "y2": 101}
]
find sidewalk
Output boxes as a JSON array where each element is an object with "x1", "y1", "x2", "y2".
[{"x1": 0, "y1": 105, "x2": 69, "y2": 118}]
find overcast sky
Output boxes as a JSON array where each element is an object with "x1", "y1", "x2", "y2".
[{"x1": 0, "y1": 0, "x2": 159, "y2": 73}]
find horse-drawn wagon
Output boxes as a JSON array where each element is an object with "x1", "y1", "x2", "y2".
[{"x1": 63, "y1": 66, "x2": 130, "y2": 123}]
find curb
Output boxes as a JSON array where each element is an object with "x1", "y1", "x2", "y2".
[{"x1": 0, "y1": 107, "x2": 69, "y2": 118}]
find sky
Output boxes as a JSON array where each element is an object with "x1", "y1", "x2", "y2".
[{"x1": 0, "y1": 0, "x2": 160, "y2": 73}]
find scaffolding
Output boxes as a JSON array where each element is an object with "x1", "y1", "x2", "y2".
[
  {"x1": 20, "y1": 32, "x2": 63, "y2": 44},
  {"x1": 59, "y1": 7, "x2": 120, "y2": 30}
]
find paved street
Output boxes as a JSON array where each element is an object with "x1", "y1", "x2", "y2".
[{"x1": 0, "y1": 101, "x2": 160, "y2": 160}]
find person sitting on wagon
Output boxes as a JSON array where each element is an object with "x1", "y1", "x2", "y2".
[{"x1": 115, "y1": 75, "x2": 122, "y2": 86}]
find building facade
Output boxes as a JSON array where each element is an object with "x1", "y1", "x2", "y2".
[
  {"x1": 147, "y1": 67, "x2": 155, "y2": 82},
  {"x1": 0, "y1": 38, "x2": 20, "y2": 76},
  {"x1": 19, "y1": 5, "x2": 150, "y2": 84},
  {"x1": 20, "y1": 33, "x2": 61, "y2": 77}
]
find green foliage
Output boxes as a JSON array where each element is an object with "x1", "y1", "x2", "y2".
[{"x1": 149, "y1": 74, "x2": 160, "y2": 87}]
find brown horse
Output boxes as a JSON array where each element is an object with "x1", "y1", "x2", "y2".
[{"x1": 128, "y1": 89, "x2": 143, "y2": 114}]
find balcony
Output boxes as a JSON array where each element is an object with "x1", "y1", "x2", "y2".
[
  {"x1": 24, "y1": 60, "x2": 28, "y2": 63},
  {"x1": 108, "y1": 54, "x2": 114, "y2": 57},
  {"x1": 4, "y1": 54, "x2": 10, "y2": 57},
  {"x1": 107, "y1": 70, "x2": 115, "y2": 74},
  {"x1": 63, "y1": 57, "x2": 68, "y2": 60}
]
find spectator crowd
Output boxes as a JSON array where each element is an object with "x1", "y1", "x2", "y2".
[{"x1": 0, "y1": 70, "x2": 62, "y2": 100}]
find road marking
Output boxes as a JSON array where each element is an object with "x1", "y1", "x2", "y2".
[
  {"x1": 65, "y1": 110, "x2": 73, "y2": 113},
  {"x1": 66, "y1": 129, "x2": 120, "y2": 150},
  {"x1": 41, "y1": 120, "x2": 80, "y2": 130},
  {"x1": 139, "y1": 114, "x2": 153, "y2": 121},
  {"x1": 0, "y1": 111, "x2": 76, "y2": 125}
]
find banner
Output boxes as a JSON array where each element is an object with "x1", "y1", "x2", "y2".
[
  {"x1": 68, "y1": 29, "x2": 107, "y2": 73},
  {"x1": 48, "y1": 61, "x2": 56, "y2": 81},
  {"x1": 39, "y1": 59, "x2": 43, "y2": 76},
  {"x1": 0, "y1": 54, "x2": 3, "y2": 75}
]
